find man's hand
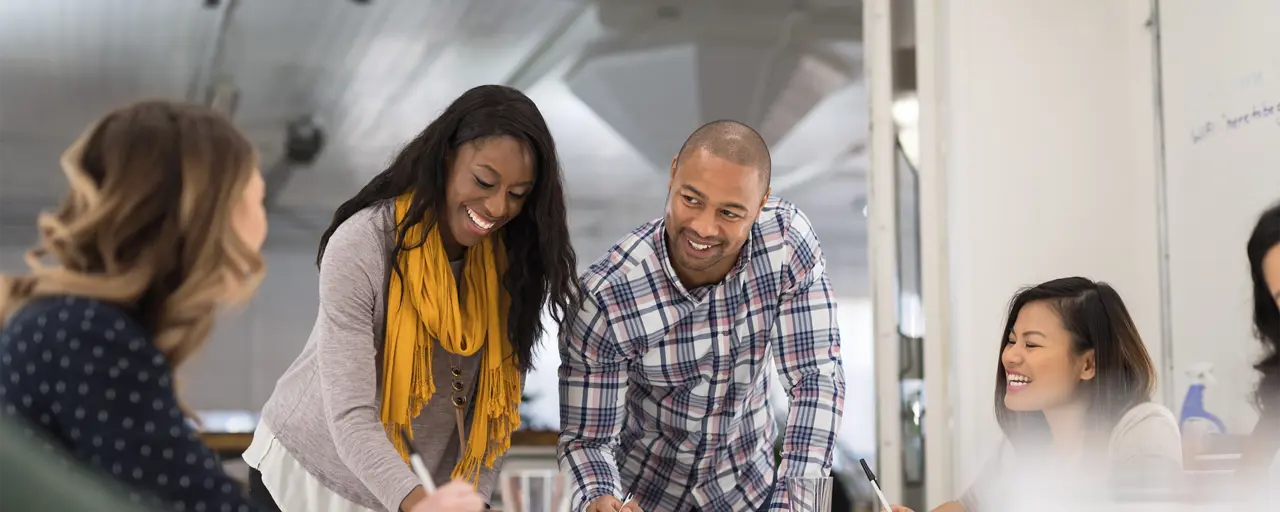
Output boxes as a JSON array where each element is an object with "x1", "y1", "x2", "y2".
[{"x1": 587, "y1": 495, "x2": 642, "y2": 512}]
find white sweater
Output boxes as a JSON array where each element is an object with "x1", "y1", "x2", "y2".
[{"x1": 957, "y1": 401, "x2": 1183, "y2": 512}]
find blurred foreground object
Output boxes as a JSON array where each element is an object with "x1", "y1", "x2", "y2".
[{"x1": 0, "y1": 416, "x2": 151, "y2": 511}]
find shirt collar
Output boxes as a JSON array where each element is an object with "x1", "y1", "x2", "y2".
[{"x1": 653, "y1": 218, "x2": 760, "y2": 301}]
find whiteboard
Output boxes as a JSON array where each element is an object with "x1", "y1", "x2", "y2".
[{"x1": 1158, "y1": 0, "x2": 1280, "y2": 433}]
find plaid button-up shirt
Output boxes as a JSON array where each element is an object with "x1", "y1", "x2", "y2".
[{"x1": 558, "y1": 197, "x2": 845, "y2": 511}]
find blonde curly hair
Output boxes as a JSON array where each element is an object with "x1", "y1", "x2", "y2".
[{"x1": 0, "y1": 101, "x2": 265, "y2": 374}]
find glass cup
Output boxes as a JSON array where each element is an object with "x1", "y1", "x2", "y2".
[
  {"x1": 498, "y1": 469, "x2": 568, "y2": 512},
  {"x1": 781, "y1": 476, "x2": 834, "y2": 512}
]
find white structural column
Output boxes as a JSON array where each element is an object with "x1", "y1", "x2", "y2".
[
  {"x1": 864, "y1": 0, "x2": 903, "y2": 502},
  {"x1": 913, "y1": 0, "x2": 951, "y2": 508},
  {"x1": 912, "y1": 0, "x2": 1166, "y2": 506}
]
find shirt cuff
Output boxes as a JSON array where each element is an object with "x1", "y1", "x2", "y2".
[{"x1": 575, "y1": 484, "x2": 619, "y2": 512}]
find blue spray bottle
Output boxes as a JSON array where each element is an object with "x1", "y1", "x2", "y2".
[{"x1": 1179, "y1": 362, "x2": 1226, "y2": 458}]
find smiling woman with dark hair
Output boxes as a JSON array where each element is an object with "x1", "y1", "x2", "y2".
[
  {"x1": 990, "y1": 278, "x2": 1164, "y2": 450},
  {"x1": 245, "y1": 85, "x2": 581, "y2": 512},
  {"x1": 891, "y1": 277, "x2": 1182, "y2": 512},
  {"x1": 1240, "y1": 202, "x2": 1280, "y2": 478}
]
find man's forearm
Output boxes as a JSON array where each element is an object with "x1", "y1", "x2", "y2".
[
  {"x1": 559, "y1": 440, "x2": 623, "y2": 511},
  {"x1": 775, "y1": 371, "x2": 844, "y2": 478},
  {"x1": 558, "y1": 291, "x2": 634, "y2": 510}
]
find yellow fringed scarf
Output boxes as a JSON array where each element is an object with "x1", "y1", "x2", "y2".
[{"x1": 380, "y1": 194, "x2": 522, "y2": 484}]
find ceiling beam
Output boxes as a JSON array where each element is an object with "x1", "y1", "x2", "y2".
[
  {"x1": 502, "y1": 2, "x2": 600, "y2": 90},
  {"x1": 187, "y1": 0, "x2": 240, "y2": 105}
]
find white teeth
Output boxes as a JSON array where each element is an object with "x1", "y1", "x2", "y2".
[
  {"x1": 689, "y1": 239, "x2": 712, "y2": 251},
  {"x1": 466, "y1": 207, "x2": 494, "y2": 230},
  {"x1": 1007, "y1": 374, "x2": 1031, "y2": 384}
]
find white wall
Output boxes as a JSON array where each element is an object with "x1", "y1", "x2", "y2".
[
  {"x1": 920, "y1": 0, "x2": 1165, "y2": 501},
  {"x1": 185, "y1": 248, "x2": 321, "y2": 410}
]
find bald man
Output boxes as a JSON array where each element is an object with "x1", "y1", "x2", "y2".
[{"x1": 558, "y1": 120, "x2": 846, "y2": 511}]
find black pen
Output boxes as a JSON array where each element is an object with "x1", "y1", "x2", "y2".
[{"x1": 860, "y1": 458, "x2": 894, "y2": 512}]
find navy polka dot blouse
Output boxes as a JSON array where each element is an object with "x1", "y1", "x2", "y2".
[{"x1": 0, "y1": 296, "x2": 260, "y2": 512}]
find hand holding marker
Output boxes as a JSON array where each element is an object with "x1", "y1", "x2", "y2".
[{"x1": 396, "y1": 427, "x2": 488, "y2": 511}]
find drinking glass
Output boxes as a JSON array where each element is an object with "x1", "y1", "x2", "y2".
[{"x1": 498, "y1": 469, "x2": 568, "y2": 512}]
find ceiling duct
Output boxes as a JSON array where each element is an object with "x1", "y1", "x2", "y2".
[{"x1": 566, "y1": 1, "x2": 858, "y2": 170}]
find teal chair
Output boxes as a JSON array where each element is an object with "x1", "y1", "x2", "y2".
[{"x1": 0, "y1": 416, "x2": 156, "y2": 511}]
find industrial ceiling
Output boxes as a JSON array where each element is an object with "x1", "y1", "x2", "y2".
[{"x1": 0, "y1": 0, "x2": 869, "y2": 295}]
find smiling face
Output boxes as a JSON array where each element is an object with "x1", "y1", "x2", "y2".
[
  {"x1": 663, "y1": 147, "x2": 769, "y2": 288},
  {"x1": 1002, "y1": 300, "x2": 1097, "y2": 413},
  {"x1": 1265, "y1": 244, "x2": 1280, "y2": 311},
  {"x1": 438, "y1": 136, "x2": 535, "y2": 259}
]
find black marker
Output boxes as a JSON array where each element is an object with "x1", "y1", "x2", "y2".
[{"x1": 860, "y1": 458, "x2": 894, "y2": 512}]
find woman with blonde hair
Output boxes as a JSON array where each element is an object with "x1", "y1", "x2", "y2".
[{"x1": 0, "y1": 101, "x2": 271, "y2": 511}]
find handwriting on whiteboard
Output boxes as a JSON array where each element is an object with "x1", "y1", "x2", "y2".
[{"x1": 1189, "y1": 99, "x2": 1280, "y2": 144}]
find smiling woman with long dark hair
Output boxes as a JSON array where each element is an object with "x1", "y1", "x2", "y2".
[
  {"x1": 890, "y1": 277, "x2": 1182, "y2": 512},
  {"x1": 1240, "y1": 202, "x2": 1280, "y2": 478},
  {"x1": 244, "y1": 85, "x2": 581, "y2": 512}
]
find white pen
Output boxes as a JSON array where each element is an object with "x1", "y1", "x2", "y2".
[
  {"x1": 400, "y1": 427, "x2": 437, "y2": 493},
  {"x1": 860, "y1": 458, "x2": 894, "y2": 512}
]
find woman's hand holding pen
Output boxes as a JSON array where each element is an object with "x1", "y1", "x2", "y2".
[
  {"x1": 402, "y1": 480, "x2": 485, "y2": 512},
  {"x1": 395, "y1": 427, "x2": 482, "y2": 511}
]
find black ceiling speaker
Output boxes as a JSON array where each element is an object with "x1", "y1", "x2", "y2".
[{"x1": 285, "y1": 116, "x2": 326, "y2": 165}]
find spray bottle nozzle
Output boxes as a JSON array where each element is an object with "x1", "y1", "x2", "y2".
[{"x1": 1185, "y1": 362, "x2": 1217, "y2": 386}]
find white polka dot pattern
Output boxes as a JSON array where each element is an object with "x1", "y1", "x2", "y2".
[{"x1": 0, "y1": 296, "x2": 259, "y2": 512}]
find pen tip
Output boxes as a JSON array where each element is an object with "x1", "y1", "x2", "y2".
[{"x1": 859, "y1": 458, "x2": 877, "y2": 482}]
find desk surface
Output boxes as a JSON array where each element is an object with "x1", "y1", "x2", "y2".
[{"x1": 196, "y1": 410, "x2": 560, "y2": 457}]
